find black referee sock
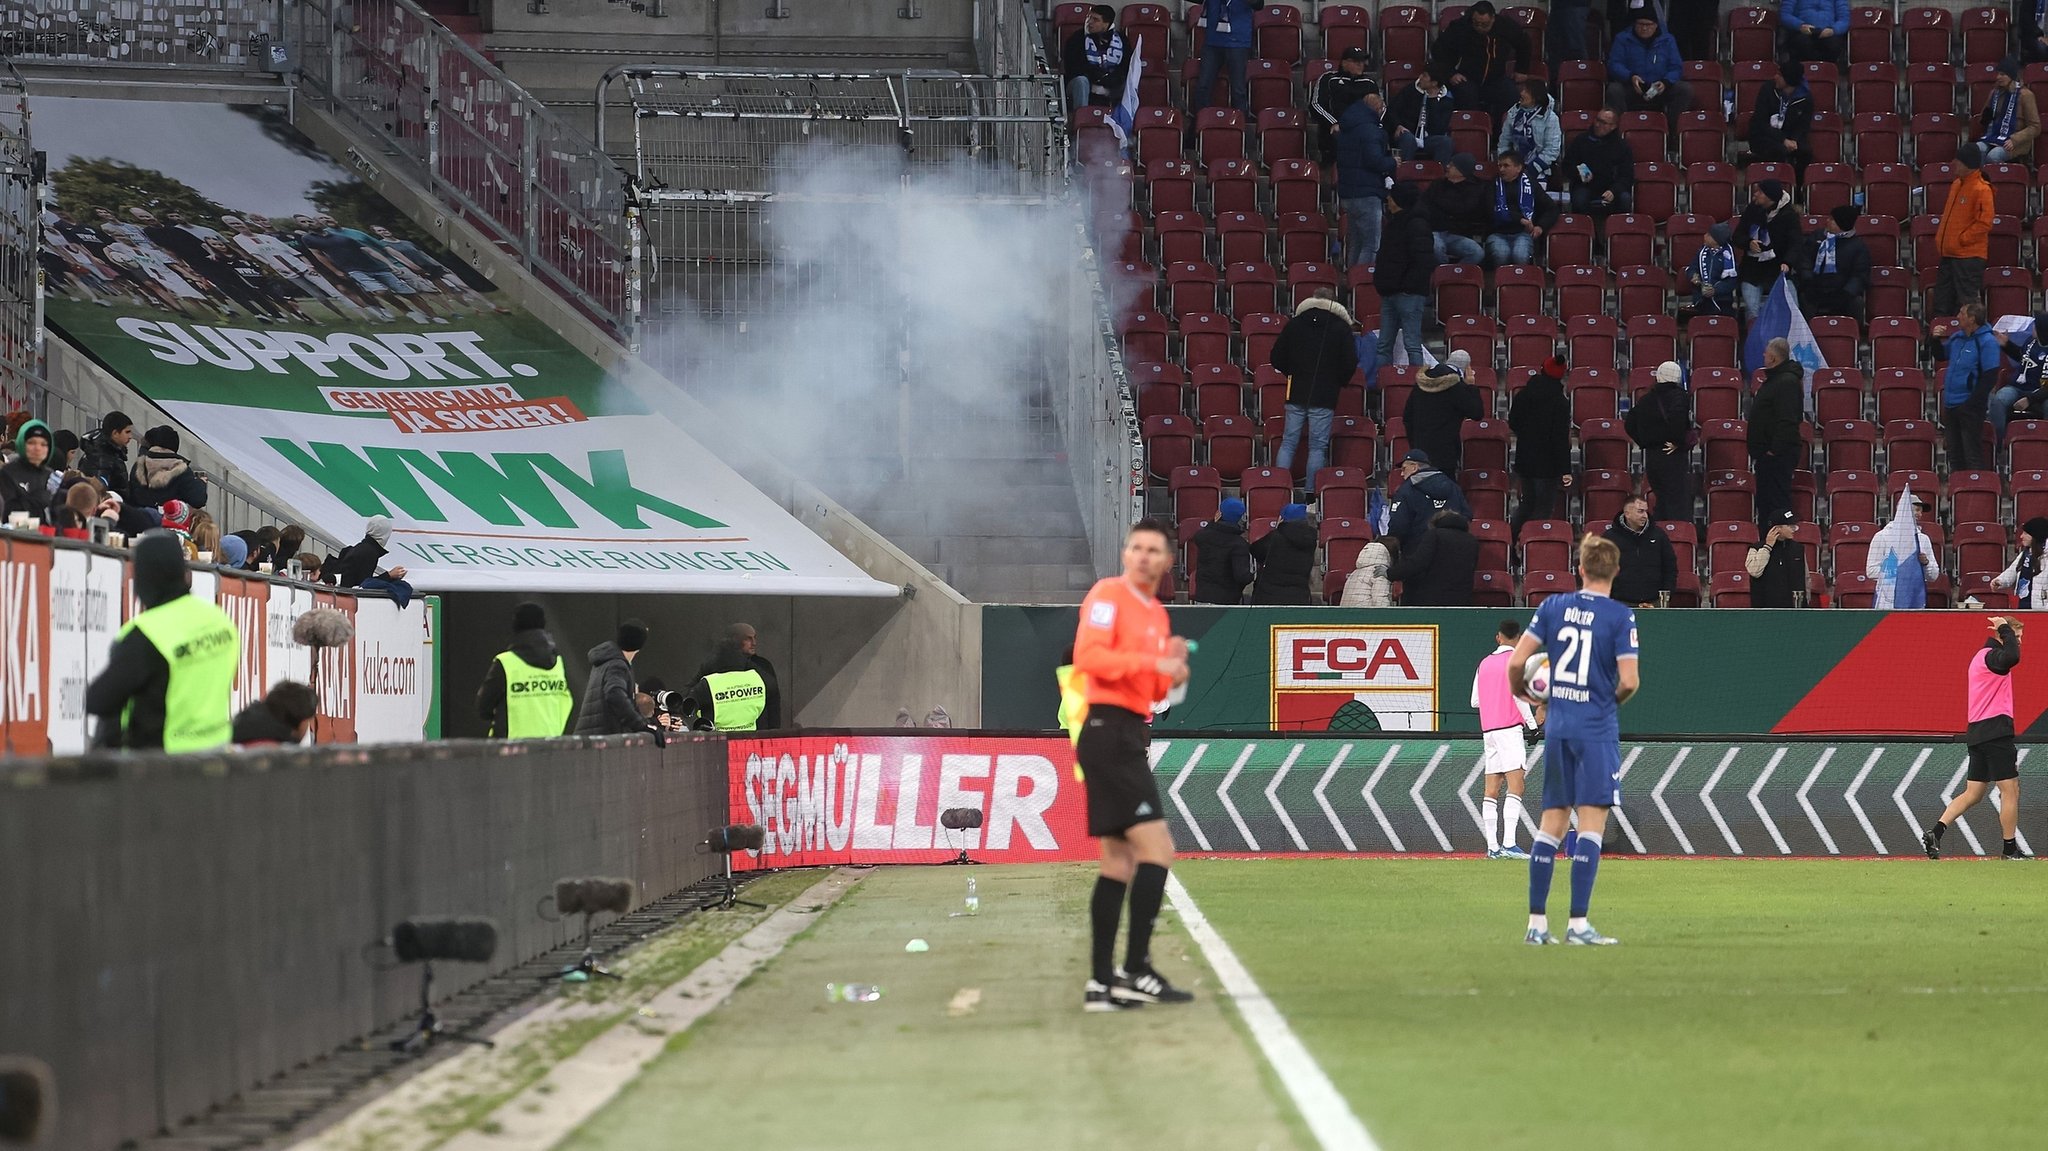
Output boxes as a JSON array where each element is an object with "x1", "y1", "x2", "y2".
[
  {"x1": 1091, "y1": 875, "x2": 1127, "y2": 986},
  {"x1": 1125, "y1": 862, "x2": 1170, "y2": 974}
]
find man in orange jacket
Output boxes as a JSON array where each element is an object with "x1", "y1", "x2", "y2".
[{"x1": 1933, "y1": 142, "x2": 1996, "y2": 318}]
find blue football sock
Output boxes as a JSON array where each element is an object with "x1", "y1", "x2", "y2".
[
  {"x1": 1569, "y1": 831, "x2": 1604, "y2": 919},
  {"x1": 1528, "y1": 831, "x2": 1560, "y2": 915}
]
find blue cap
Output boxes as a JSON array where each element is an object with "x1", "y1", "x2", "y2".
[
  {"x1": 1218, "y1": 498, "x2": 1247, "y2": 524},
  {"x1": 1281, "y1": 503, "x2": 1309, "y2": 522}
]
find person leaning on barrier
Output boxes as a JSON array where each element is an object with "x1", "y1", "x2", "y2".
[
  {"x1": 476, "y1": 601, "x2": 573, "y2": 739},
  {"x1": 85, "y1": 531, "x2": 239, "y2": 752},
  {"x1": 695, "y1": 622, "x2": 781, "y2": 730},
  {"x1": 232, "y1": 681, "x2": 318, "y2": 746}
]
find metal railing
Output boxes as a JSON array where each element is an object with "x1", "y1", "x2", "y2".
[
  {"x1": 0, "y1": 59, "x2": 36, "y2": 411},
  {"x1": 0, "y1": 0, "x2": 284, "y2": 69}
]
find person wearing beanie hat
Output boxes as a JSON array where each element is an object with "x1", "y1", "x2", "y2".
[
  {"x1": 1992, "y1": 517, "x2": 2048, "y2": 609},
  {"x1": 1422, "y1": 152, "x2": 1490, "y2": 266},
  {"x1": 1375, "y1": 181, "x2": 1438, "y2": 368},
  {"x1": 128, "y1": 422, "x2": 209, "y2": 512},
  {"x1": 1780, "y1": 0, "x2": 1849, "y2": 65},
  {"x1": 1191, "y1": 497, "x2": 1253, "y2": 604},
  {"x1": 1988, "y1": 311, "x2": 2048, "y2": 444},
  {"x1": 1798, "y1": 202, "x2": 1870, "y2": 320},
  {"x1": 1388, "y1": 448, "x2": 1474, "y2": 552},
  {"x1": 1429, "y1": 1, "x2": 1530, "y2": 121},
  {"x1": 218, "y1": 533, "x2": 250, "y2": 569},
  {"x1": 575, "y1": 619, "x2": 655, "y2": 736},
  {"x1": 1606, "y1": 11, "x2": 1691, "y2": 118},
  {"x1": 477, "y1": 600, "x2": 571, "y2": 738},
  {"x1": 1563, "y1": 106, "x2": 1634, "y2": 215},
  {"x1": 1746, "y1": 59, "x2": 1813, "y2": 185},
  {"x1": 79, "y1": 410, "x2": 135, "y2": 496},
  {"x1": 1251, "y1": 503, "x2": 1318, "y2": 605},
  {"x1": 51, "y1": 429, "x2": 80, "y2": 476},
  {"x1": 1626, "y1": 360, "x2": 1695, "y2": 521},
  {"x1": 0, "y1": 419, "x2": 54, "y2": 523},
  {"x1": 1934, "y1": 142, "x2": 1996, "y2": 315},
  {"x1": 1509, "y1": 354, "x2": 1574, "y2": 535},
  {"x1": 1406, "y1": 358, "x2": 1485, "y2": 475},
  {"x1": 1335, "y1": 79, "x2": 1396, "y2": 267},
  {"x1": 1736, "y1": 176, "x2": 1804, "y2": 316},
  {"x1": 1685, "y1": 222, "x2": 1740, "y2": 317},
  {"x1": 86, "y1": 530, "x2": 241, "y2": 752},
  {"x1": 1976, "y1": 58, "x2": 2040, "y2": 162}
]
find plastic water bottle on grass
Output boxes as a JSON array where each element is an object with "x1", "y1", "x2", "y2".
[
  {"x1": 827, "y1": 983, "x2": 883, "y2": 1003},
  {"x1": 965, "y1": 876, "x2": 979, "y2": 916}
]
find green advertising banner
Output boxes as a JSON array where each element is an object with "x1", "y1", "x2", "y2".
[{"x1": 37, "y1": 98, "x2": 892, "y2": 597}]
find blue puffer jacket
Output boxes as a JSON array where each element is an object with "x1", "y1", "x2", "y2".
[
  {"x1": 1198, "y1": 0, "x2": 1255, "y2": 49},
  {"x1": 1608, "y1": 28, "x2": 1683, "y2": 86},
  {"x1": 1943, "y1": 325, "x2": 2004, "y2": 409},
  {"x1": 1335, "y1": 99, "x2": 1396, "y2": 200},
  {"x1": 1780, "y1": 0, "x2": 1849, "y2": 37}
]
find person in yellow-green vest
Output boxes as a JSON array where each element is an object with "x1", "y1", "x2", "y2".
[
  {"x1": 476, "y1": 601, "x2": 574, "y2": 738},
  {"x1": 85, "y1": 531, "x2": 239, "y2": 751},
  {"x1": 680, "y1": 651, "x2": 769, "y2": 732}
]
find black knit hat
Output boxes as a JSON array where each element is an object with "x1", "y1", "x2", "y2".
[
  {"x1": 617, "y1": 619, "x2": 648, "y2": 652},
  {"x1": 1830, "y1": 204, "x2": 1861, "y2": 231},
  {"x1": 143, "y1": 424, "x2": 179, "y2": 452},
  {"x1": 513, "y1": 601, "x2": 545, "y2": 631}
]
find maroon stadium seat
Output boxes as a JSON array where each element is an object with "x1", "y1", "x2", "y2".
[{"x1": 1319, "y1": 4, "x2": 1371, "y2": 60}]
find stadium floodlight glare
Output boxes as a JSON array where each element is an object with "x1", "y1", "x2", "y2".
[
  {"x1": 384, "y1": 917, "x2": 499, "y2": 1054},
  {"x1": 702, "y1": 825, "x2": 767, "y2": 910},
  {"x1": 939, "y1": 806, "x2": 985, "y2": 866},
  {"x1": 538, "y1": 877, "x2": 635, "y2": 983}
]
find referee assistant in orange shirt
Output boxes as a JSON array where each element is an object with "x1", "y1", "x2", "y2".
[{"x1": 1072, "y1": 518, "x2": 1194, "y2": 1012}]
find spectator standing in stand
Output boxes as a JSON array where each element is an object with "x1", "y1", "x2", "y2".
[
  {"x1": 1336, "y1": 88, "x2": 1397, "y2": 268},
  {"x1": 1509, "y1": 357, "x2": 1574, "y2": 534},
  {"x1": 1737, "y1": 180, "x2": 1803, "y2": 317},
  {"x1": 1341, "y1": 536, "x2": 1398, "y2": 606},
  {"x1": 1603, "y1": 495, "x2": 1677, "y2": 608},
  {"x1": 1779, "y1": 0, "x2": 1848, "y2": 64},
  {"x1": 1798, "y1": 205, "x2": 1870, "y2": 320},
  {"x1": 1190, "y1": 0, "x2": 1254, "y2": 115},
  {"x1": 1684, "y1": 223, "x2": 1740, "y2": 317},
  {"x1": 1497, "y1": 78, "x2": 1563, "y2": 191},
  {"x1": 129, "y1": 425, "x2": 209, "y2": 510},
  {"x1": 1250, "y1": 503, "x2": 1318, "y2": 605},
  {"x1": 1563, "y1": 108, "x2": 1634, "y2": 214},
  {"x1": 1430, "y1": 2, "x2": 1532, "y2": 121},
  {"x1": 1747, "y1": 508, "x2": 1808, "y2": 607},
  {"x1": 1385, "y1": 66, "x2": 1457, "y2": 163},
  {"x1": 1389, "y1": 450, "x2": 1475, "y2": 551},
  {"x1": 1606, "y1": 13, "x2": 1691, "y2": 119},
  {"x1": 1989, "y1": 312, "x2": 2048, "y2": 444},
  {"x1": 1484, "y1": 151, "x2": 1558, "y2": 266},
  {"x1": 1062, "y1": 6, "x2": 1131, "y2": 114},
  {"x1": 1311, "y1": 47, "x2": 1376, "y2": 165},
  {"x1": 1375, "y1": 183, "x2": 1437, "y2": 368},
  {"x1": 1626, "y1": 360, "x2": 1695, "y2": 521},
  {"x1": 1191, "y1": 498, "x2": 1253, "y2": 605},
  {"x1": 1869, "y1": 490, "x2": 1942, "y2": 609},
  {"x1": 77, "y1": 410, "x2": 134, "y2": 495},
  {"x1": 1406, "y1": 361, "x2": 1488, "y2": 476},
  {"x1": 1424, "y1": 153, "x2": 1493, "y2": 266},
  {"x1": 1747, "y1": 61, "x2": 1814, "y2": 186},
  {"x1": 1547, "y1": 1, "x2": 1593, "y2": 71},
  {"x1": 1990, "y1": 517, "x2": 2048, "y2": 610},
  {"x1": 1941, "y1": 303, "x2": 2003, "y2": 470},
  {"x1": 1749, "y1": 338, "x2": 1804, "y2": 526},
  {"x1": 1976, "y1": 58, "x2": 2041, "y2": 164},
  {"x1": 1933, "y1": 144, "x2": 1996, "y2": 317},
  {"x1": 1270, "y1": 290, "x2": 1360, "y2": 488},
  {"x1": 1390, "y1": 509, "x2": 1479, "y2": 606}
]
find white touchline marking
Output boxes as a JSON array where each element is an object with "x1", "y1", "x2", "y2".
[
  {"x1": 1267, "y1": 743, "x2": 1310, "y2": 851},
  {"x1": 1410, "y1": 744, "x2": 1452, "y2": 852},
  {"x1": 1313, "y1": 744, "x2": 1359, "y2": 852},
  {"x1": 1651, "y1": 746, "x2": 1696, "y2": 854},
  {"x1": 1749, "y1": 748, "x2": 1791, "y2": 855},
  {"x1": 1166, "y1": 874, "x2": 1380, "y2": 1151},
  {"x1": 1845, "y1": 747, "x2": 1886, "y2": 854},
  {"x1": 1797, "y1": 746, "x2": 1840, "y2": 855},
  {"x1": 1891, "y1": 748, "x2": 1930, "y2": 849},
  {"x1": 1610, "y1": 747, "x2": 1647, "y2": 854},
  {"x1": 1218, "y1": 743, "x2": 1261, "y2": 851},
  {"x1": 1361, "y1": 743, "x2": 1405, "y2": 852},
  {"x1": 1169, "y1": 742, "x2": 1213, "y2": 851},
  {"x1": 1699, "y1": 747, "x2": 1742, "y2": 855},
  {"x1": 1940, "y1": 757, "x2": 1985, "y2": 856}
]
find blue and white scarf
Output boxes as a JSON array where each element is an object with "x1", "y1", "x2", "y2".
[
  {"x1": 1504, "y1": 104, "x2": 1550, "y2": 180},
  {"x1": 1494, "y1": 172, "x2": 1536, "y2": 227},
  {"x1": 1813, "y1": 232, "x2": 1838, "y2": 274},
  {"x1": 2018, "y1": 338, "x2": 2048, "y2": 393},
  {"x1": 1985, "y1": 86, "x2": 2022, "y2": 147},
  {"x1": 1696, "y1": 242, "x2": 1736, "y2": 296},
  {"x1": 1415, "y1": 89, "x2": 1449, "y2": 145},
  {"x1": 1084, "y1": 30, "x2": 1126, "y2": 71}
]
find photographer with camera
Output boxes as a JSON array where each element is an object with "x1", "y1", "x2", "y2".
[{"x1": 476, "y1": 602, "x2": 573, "y2": 739}]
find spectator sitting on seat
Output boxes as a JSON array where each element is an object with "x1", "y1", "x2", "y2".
[
  {"x1": 1252, "y1": 503, "x2": 1318, "y2": 605},
  {"x1": 1509, "y1": 357, "x2": 1574, "y2": 534},
  {"x1": 1684, "y1": 222, "x2": 1740, "y2": 317},
  {"x1": 1564, "y1": 107, "x2": 1633, "y2": 214},
  {"x1": 1990, "y1": 312, "x2": 2048, "y2": 442},
  {"x1": 1341, "y1": 535, "x2": 1398, "y2": 606},
  {"x1": 1779, "y1": 0, "x2": 1848, "y2": 64},
  {"x1": 50, "y1": 430, "x2": 79, "y2": 486},
  {"x1": 129, "y1": 425, "x2": 209, "y2": 510},
  {"x1": 1484, "y1": 151, "x2": 1559, "y2": 266},
  {"x1": 1940, "y1": 303, "x2": 2002, "y2": 470},
  {"x1": 1606, "y1": 13, "x2": 1691, "y2": 118},
  {"x1": 1799, "y1": 204, "x2": 1870, "y2": 320},
  {"x1": 1336, "y1": 86, "x2": 1397, "y2": 268},
  {"x1": 1062, "y1": 5, "x2": 1131, "y2": 114},
  {"x1": 77, "y1": 410, "x2": 134, "y2": 496},
  {"x1": 1385, "y1": 66, "x2": 1457, "y2": 163},
  {"x1": 1388, "y1": 449, "x2": 1474, "y2": 551},
  {"x1": 1866, "y1": 490, "x2": 1942, "y2": 609},
  {"x1": 1191, "y1": 498, "x2": 1253, "y2": 604},
  {"x1": 1429, "y1": 1, "x2": 1531, "y2": 121},
  {"x1": 1991, "y1": 516, "x2": 2048, "y2": 609},
  {"x1": 1190, "y1": 0, "x2": 1255, "y2": 114},
  {"x1": 1627, "y1": 360, "x2": 1696, "y2": 521},
  {"x1": 1312, "y1": 47, "x2": 1376, "y2": 165},
  {"x1": 1497, "y1": 78, "x2": 1563, "y2": 191},
  {"x1": 1406, "y1": 362, "x2": 1487, "y2": 475},
  {"x1": 1424, "y1": 153, "x2": 1492, "y2": 266},
  {"x1": 0, "y1": 419, "x2": 54, "y2": 523},
  {"x1": 1270, "y1": 289, "x2": 1359, "y2": 487},
  {"x1": 1390, "y1": 508, "x2": 1478, "y2": 606},
  {"x1": 1977, "y1": 58, "x2": 2041, "y2": 164},
  {"x1": 157, "y1": 499, "x2": 196, "y2": 556},
  {"x1": 1747, "y1": 507, "x2": 1808, "y2": 607},
  {"x1": 1736, "y1": 179, "x2": 1802, "y2": 316},
  {"x1": 1746, "y1": 61, "x2": 1813, "y2": 184},
  {"x1": 189, "y1": 512, "x2": 221, "y2": 561},
  {"x1": 2022, "y1": 0, "x2": 2048, "y2": 65},
  {"x1": 1603, "y1": 494, "x2": 1678, "y2": 608},
  {"x1": 1750, "y1": 338, "x2": 1805, "y2": 524},
  {"x1": 1933, "y1": 143, "x2": 1996, "y2": 317},
  {"x1": 1375, "y1": 183, "x2": 1437, "y2": 368}
]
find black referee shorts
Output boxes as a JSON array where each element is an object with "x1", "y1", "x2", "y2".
[
  {"x1": 1967, "y1": 736, "x2": 2020, "y2": 783},
  {"x1": 1075, "y1": 705, "x2": 1165, "y2": 837}
]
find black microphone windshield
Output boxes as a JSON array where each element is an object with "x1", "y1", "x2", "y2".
[
  {"x1": 940, "y1": 807, "x2": 985, "y2": 831},
  {"x1": 0, "y1": 1056, "x2": 53, "y2": 1145},
  {"x1": 554, "y1": 877, "x2": 635, "y2": 917},
  {"x1": 706, "y1": 825, "x2": 765, "y2": 853},
  {"x1": 391, "y1": 917, "x2": 500, "y2": 964}
]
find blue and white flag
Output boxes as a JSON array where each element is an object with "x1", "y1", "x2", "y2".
[
  {"x1": 1869, "y1": 486, "x2": 1929, "y2": 610},
  {"x1": 1107, "y1": 36, "x2": 1143, "y2": 145},
  {"x1": 1742, "y1": 272, "x2": 1827, "y2": 407}
]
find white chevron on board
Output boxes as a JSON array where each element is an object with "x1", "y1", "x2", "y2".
[
  {"x1": 1167, "y1": 742, "x2": 1213, "y2": 851},
  {"x1": 1457, "y1": 754, "x2": 1486, "y2": 847},
  {"x1": 1939, "y1": 758, "x2": 1985, "y2": 856},
  {"x1": 1410, "y1": 744, "x2": 1452, "y2": 852},
  {"x1": 1699, "y1": 747, "x2": 1743, "y2": 855},
  {"x1": 1361, "y1": 743, "x2": 1405, "y2": 852},
  {"x1": 1266, "y1": 742, "x2": 1309, "y2": 851},
  {"x1": 1217, "y1": 743, "x2": 1260, "y2": 851},
  {"x1": 1610, "y1": 746, "x2": 1648, "y2": 853},
  {"x1": 1796, "y1": 746, "x2": 1840, "y2": 855},
  {"x1": 1890, "y1": 748, "x2": 1930, "y2": 850},
  {"x1": 1998, "y1": 749, "x2": 2035, "y2": 855},
  {"x1": 1845, "y1": 746, "x2": 1887, "y2": 854},
  {"x1": 1313, "y1": 743, "x2": 1359, "y2": 851},
  {"x1": 1651, "y1": 746, "x2": 1696, "y2": 854},
  {"x1": 1748, "y1": 748, "x2": 1791, "y2": 855},
  {"x1": 1520, "y1": 742, "x2": 1543, "y2": 837}
]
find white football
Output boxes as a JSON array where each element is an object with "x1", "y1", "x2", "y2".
[{"x1": 1525, "y1": 653, "x2": 1551, "y2": 698}]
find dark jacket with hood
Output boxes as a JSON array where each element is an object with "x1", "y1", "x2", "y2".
[
  {"x1": 476, "y1": 628, "x2": 570, "y2": 738},
  {"x1": 85, "y1": 533, "x2": 216, "y2": 750},
  {"x1": 1269, "y1": 296, "x2": 1359, "y2": 410},
  {"x1": 1390, "y1": 511, "x2": 1478, "y2": 606},
  {"x1": 1738, "y1": 190, "x2": 1805, "y2": 287},
  {"x1": 1799, "y1": 228, "x2": 1871, "y2": 318},
  {"x1": 1335, "y1": 98, "x2": 1397, "y2": 200},
  {"x1": 1430, "y1": 11, "x2": 1531, "y2": 84},
  {"x1": 129, "y1": 427, "x2": 209, "y2": 510},
  {"x1": 1388, "y1": 467, "x2": 1474, "y2": 550},
  {"x1": 1564, "y1": 129, "x2": 1634, "y2": 197},
  {"x1": 1375, "y1": 199, "x2": 1438, "y2": 296},
  {"x1": 1747, "y1": 360, "x2": 1805, "y2": 457},
  {"x1": 1508, "y1": 373, "x2": 1572, "y2": 478},
  {"x1": 327, "y1": 535, "x2": 388, "y2": 589},
  {"x1": 1385, "y1": 82, "x2": 1456, "y2": 148},
  {"x1": 1251, "y1": 519, "x2": 1318, "y2": 605},
  {"x1": 1626, "y1": 377, "x2": 1694, "y2": 453},
  {"x1": 231, "y1": 700, "x2": 304, "y2": 745},
  {"x1": 1747, "y1": 79, "x2": 1814, "y2": 161},
  {"x1": 1603, "y1": 513, "x2": 1678, "y2": 605},
  {"x1": 574, "y1": 641, "x2": 648, "y2": 736},
  {"x1": 77, "y1": 426, "x2": 131, "y2": 494},
  {"x1": 0, "y1": 419, "x2": 55, "y2": 522},
  {"x1": 1423, "y1": 174, "x2": 1493, "y2": 239},
  {"x1": 1404, "y1": 372, "x2": 1487, "y2": 476},
  {"x1": 695, "y1": 646, "x2": 783, "y2": 730},
  {"x1": 1191, "y1": 518, "x2": 1253, "y2": 604}
]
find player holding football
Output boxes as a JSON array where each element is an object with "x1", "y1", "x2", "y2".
[
  {"x1": 1509, "y1": 535, "x2": 1641, "y2": 945},
  {"x1": 1923, "y1": 616, "x2": 2029, "y2": 860},
  {"x1": 1072, "y1": 519, "x2": 1195, "y2": 1011},
  {"x1": 1473, "y1": 619, "x2": 1540, "y2": 859}
]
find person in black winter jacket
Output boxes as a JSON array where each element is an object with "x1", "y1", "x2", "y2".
[
  {"x1": 1508, "y1": 357, "x2": 1574, "y2": 534},
  {"x1": 1270, "y1": 291, "x2": 1359, "y2": 487},
  {"x1": 232, "y1": 681, "x2": 318, "y2": 745},
  {"x1": 1062, "y1": 5, "x2": 1131, "y2": 111},
  {"x1": 128, "y1": 425, "x2": 209, "y2": 510},
  {"x1": 1747, "y1": 507, "x2": 1807, "y2": 607},
  {"x1": 1251, "y1": 503, "x2": 1318, "y2": 604},
  {"x1": 1385, "y1": 66, "x2": 1458, "y2": 162},
  {"x1": 1388, "y1": 450, "x2": 1475, "y2": 550},
  {"x1": 1429, "y1": 2, "x2": 1531, "y2": 119},
  {"x1": 1749, "y1": 339, "x2": 1805, "y2": 525},
  {"x1": 1564, "y1": 110, "x2": 1634, "y2": 214},
  {"x1": 77, "y1": 410, "x2": 135, "y2": 494},
  {"x1": 1405, "y1": 362, "x2": 1487, "y2": 476},
  {"x1": 575, "y1": 620, "x2": 654, "y2": 735},
  {"x1": 1423, "y1": 153, "x2": 1492, "y2": 266},
  {"x1": 476, "y1": 601, "x2": 572, "y2": 737},
  {"x1": 1603, "y1": 496, "x2": 1678, "y2": 607},
  {"x1": 1746, "y1": 60, "x2": 1814, "y2": 184},
  {"x1": 1375, "y1": 183, "x2": 1437, "y2": 367},
  {"x1": 1737, "y1": 180, "x2": 1804, "y2": 316},
  {"x1": 1192, "y1": 498, "x2": 1253, "y2": 604},
  {"x1": 1483, "y1": 151, "x2": 1560, "y2": 267},
  {"x1": 1312, "y1": 46, "x2": 1376, "y2": 163},
  {"x1": 0, "y1": 420, "x2": 55, "y2": 523},
  {"x1": 326, "y1": 516, "x2": 402, "y2": 588},
  {"x1": 1626, "y1": 360, "x2": 1695, "y2": 521},
  {"x1": 1335, "y1": 90, "x2": 1397, "y2": 267},
  {"x1": 1391, "y1": 510, "x2": 1479, "y2": 606},
  {"x1": 1799, "y1": 204, "x2": 1870, "y2": 320}
]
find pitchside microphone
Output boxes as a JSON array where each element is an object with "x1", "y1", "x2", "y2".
[
  {"x1": 391, "y1": 917, "x2": 499, "y2": 965},
  {"x1": 553, "y1": 877, "x2": 635, "y2": 918},
  {"x1": 940, "y1": 807, "x2": 984, "y2": 866},
  {"x1": 704, "y1": 826, "x2": 767, "y2": 910},
  {"x1": 292, "y1": 607, "x2": 355, "y2": 648},
  {"x1": 0, "y1": 1058, "x2": 53, "y2": 1146}
]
